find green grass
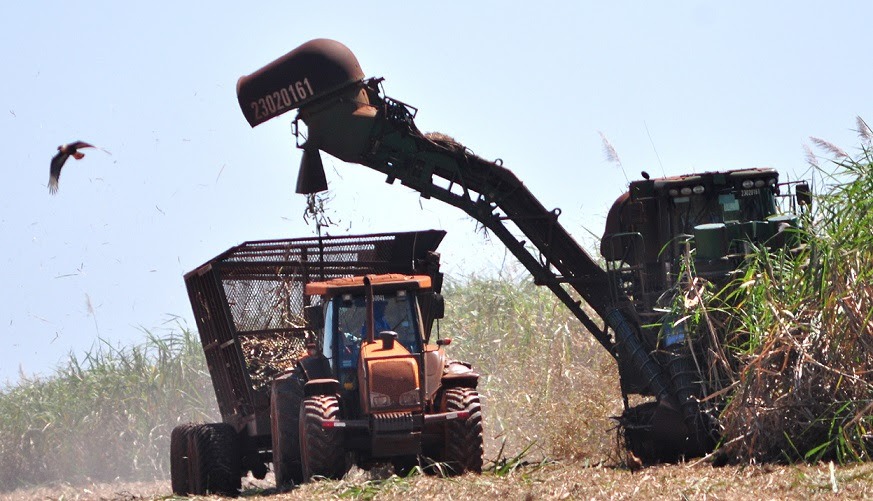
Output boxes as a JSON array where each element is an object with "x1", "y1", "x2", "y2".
[{"x1": 0, "y1": 326, "x2": 217, "y2": 491}]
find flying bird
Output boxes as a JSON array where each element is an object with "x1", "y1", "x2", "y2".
[{"x1": 48, "y1": 141, "x2": 107, "y2": 194}]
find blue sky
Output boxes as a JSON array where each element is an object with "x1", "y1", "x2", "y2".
[{"x1": 2, "y1": 1, "x2": 871, "y2": 383}]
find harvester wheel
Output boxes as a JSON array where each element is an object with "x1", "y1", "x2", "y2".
[
  {"x1": 187, "y1": 422, "x2": 242, "y2": 496},
  {"x1": 170, "y1": 422, "x2": 197, "y2": 495},
  {"x1": 271, "y1": 373, "x2": 305, "y2": 488},
  {"x1": 299, "y1": 395, "x2": 346, "y2": 481},
  {"x1": 442, "y1": 388, "x2": 484, "y2": 475}
]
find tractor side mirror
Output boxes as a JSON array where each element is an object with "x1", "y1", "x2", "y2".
[
  {"x1": 304, "y1": 304, "x2": 324, "y2": 329},
  {"x1": 795, "y1": 182, "x2": 812, "y2": 208}
]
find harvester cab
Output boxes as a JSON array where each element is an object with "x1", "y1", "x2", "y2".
[{"x1": 601, "y1": 168, "x2": 807, "y2": 318}]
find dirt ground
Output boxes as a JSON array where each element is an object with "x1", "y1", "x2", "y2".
[{"x1": 3, "y1": 460, "x2": 873, "y2": 501}]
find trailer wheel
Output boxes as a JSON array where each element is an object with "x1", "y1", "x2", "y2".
[
  {"x1": 299, "y1": 395, "x2": 346, "y2": 481},
  {"x1": 271, "y1": 373, "x2": 305, "y2": 488},
  {"x1": 170, "y1": 423, "x2": 196, "y2": 495},
  {"x1": 442, "y1": 388, "x2": 484, "y2": 475},
  {"x1": 187, "y1": 422, "x2": 242, "y2": 496}
]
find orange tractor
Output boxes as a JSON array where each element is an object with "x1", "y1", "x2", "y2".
[{"x1": 272, "y1": 273, "x2": 483, "y2": 484}]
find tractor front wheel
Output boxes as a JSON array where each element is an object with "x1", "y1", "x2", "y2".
[
  {"x1": 442, "y1": 387, "x2": 484, "y2": 475},
  {"x1": 299, "y1": 395, "x2": 346, "y2": 481}
]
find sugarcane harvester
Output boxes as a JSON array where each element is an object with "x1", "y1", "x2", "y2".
[{"x1": 236, "y1": 39, "x2": 809, "y2": 461}]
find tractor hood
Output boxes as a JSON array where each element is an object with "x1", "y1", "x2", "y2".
[{"x1": 358, "y1": 340, "x2": 421, "y2": 414}]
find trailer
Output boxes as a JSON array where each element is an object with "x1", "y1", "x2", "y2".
[{"x1": 173, "y1": 230, "x2": 457, "y2": 495}]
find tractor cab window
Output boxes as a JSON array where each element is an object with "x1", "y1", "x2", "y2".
[
  {"x1": 322, "y1": 300, "x2": 335, "y2": 365},
  {"x1": 331, "y1": 292, "x2": 421, "y2": 372}
]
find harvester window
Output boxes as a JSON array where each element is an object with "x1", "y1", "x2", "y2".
[{"x1": 735, "y1": 189, "x2": 777, "y2": 221}]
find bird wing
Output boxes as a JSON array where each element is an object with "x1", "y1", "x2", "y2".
[
  {"x1": 48, "y1": 151, "x2": 70, "y2": 194},
  {"x1": 69, "y1": 141, "x2": 94, "y2": 150},
  {"x1": 72, "y1": 141, "x2": 112, "y2": 155}
]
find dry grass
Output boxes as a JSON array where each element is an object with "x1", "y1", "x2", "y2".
[
  {"x1": 440, "y1": 267, "x2": 621, "y2": 464},
  {"x1": 695, "y1": 142, "x2": 873, "y2": 463},
  {"x1": 5, "y1": 461, "x2": 873, "y2": 500}
]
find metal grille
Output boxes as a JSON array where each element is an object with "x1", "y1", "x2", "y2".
[
  {"x1": 184, "y1": 230, "x2": 445, "y2": 426},
  {"x1": 372, "y1": 412, "x2": 414, "y2": 433},
  {"x1": 222, "y1": 276, "x2": 307, "y2": 333}
]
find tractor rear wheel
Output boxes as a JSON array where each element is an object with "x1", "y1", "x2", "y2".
[
  {"x1": 442, "y1": 388, "x2": 484, "y2": 475},
  {"x1": 271, "y1": 373, "x2": 305, "y2": 488},
  {"x1": 170, "y1": 422, "x2": 196, "y2": 495},
  {"x1": 299, "y1": 395, "x2": 346, "y2": 481},
  {"x1": 187, "y1": 422, "x2": 242, "y2": 496}
]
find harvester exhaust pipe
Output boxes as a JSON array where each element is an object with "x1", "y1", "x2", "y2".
[{"x1": 296, "y1": 146, "x2": 328, "y2": 194}]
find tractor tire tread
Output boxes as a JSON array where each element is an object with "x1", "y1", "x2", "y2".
[
  {"x1": 443, "y1": 388, "x2": 484, "y2": 474},
  {"x1": 300, "y1": 395, "x2": 346, "y2": 481}
]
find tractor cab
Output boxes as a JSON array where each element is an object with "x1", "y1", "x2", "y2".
[
  {"x1": 306, "y1": 274, "x2": 430, "y2": 414},
  {"x1": 287, "y1": 273, "x2": 482, "y2": 479}
]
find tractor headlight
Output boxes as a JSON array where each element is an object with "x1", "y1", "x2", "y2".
[
  {"x1": 370, "y1": 392, "x2": 391, "y2": 408},
  {"x1": 399, "y1": 388, "x2": 421, "y2": 406}
]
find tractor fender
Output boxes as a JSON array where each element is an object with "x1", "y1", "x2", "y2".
[
  {"x1": 434, "y1": 362, "x2": 480, "y2": 415},
  {"x1": 440, "y1": 360, "x2": 480, "y2": 389},
  {"x1": 304, "y1": 378, "x2": 341, "y2": 397},
  {"x1": 297, "y1": 354, "x2": 332, "y2": 381}
]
